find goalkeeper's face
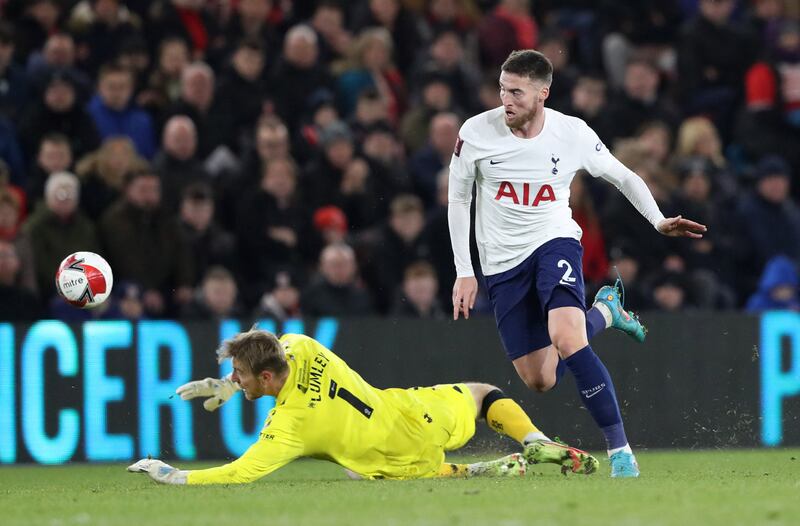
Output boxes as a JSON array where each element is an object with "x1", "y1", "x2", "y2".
[
  {"x1": 231, "y1": 359, "x2": 265, "y2": 400},
  {"x1": 231, "y1": 358, "x2": 284, "y2": 400}
]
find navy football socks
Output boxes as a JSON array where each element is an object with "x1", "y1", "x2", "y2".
[
  {"x1": 564, "y1": 345, "x2": 628, "y2": 450},
  {"x1": 585, "y1": 306, "x2": 607, "y2": 339}
]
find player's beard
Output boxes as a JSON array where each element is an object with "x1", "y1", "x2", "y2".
[{"x1": 505, "y1": 104, "x2": 538, "y2": 131}]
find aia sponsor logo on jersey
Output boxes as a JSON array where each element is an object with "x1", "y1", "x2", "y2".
[
  {"x1": 494, "y1": 182, "x2": 556, "y2": 206},
  {"x1": 454, "y1": 136, "x2": 464, "y2": 157}
]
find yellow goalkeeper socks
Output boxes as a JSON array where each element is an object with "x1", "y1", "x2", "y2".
[
  {"x1": 437, "y1": 463, "x2": 470, "y2": 478},
  {"x1": 485, "y1": 397, "x2": 544, "y2": 445}
]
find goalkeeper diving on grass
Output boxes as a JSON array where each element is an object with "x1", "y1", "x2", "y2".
[{"x1": 127, "y1": 328, "x2": 598, "y2": 484}]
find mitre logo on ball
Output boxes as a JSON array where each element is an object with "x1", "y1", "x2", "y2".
[{"x1": 55, "y1": 251, "x2": 114, "y2": 309}]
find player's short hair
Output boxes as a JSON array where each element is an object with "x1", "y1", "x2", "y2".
[
  {"x1": 501, "y1": 50, "x2": 553, "y2": 86},
  {"x1": 217, "y1": 327, "x2": 288, "y2": 376}
]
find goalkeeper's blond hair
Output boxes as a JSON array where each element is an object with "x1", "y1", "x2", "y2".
[{"x1": 217, "y1": 328, "x2": 288, "y2": 376}]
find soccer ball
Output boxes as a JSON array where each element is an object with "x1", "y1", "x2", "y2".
[{"x1": 55, "y1": 252, "x2": 114, "y2": 308}]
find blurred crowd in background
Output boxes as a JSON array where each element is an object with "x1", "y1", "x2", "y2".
[{"x1": 1, "y1": 0, "x2": 800, "y2": 322}]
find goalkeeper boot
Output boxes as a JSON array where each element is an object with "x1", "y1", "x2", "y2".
[
  {"x1": 609, "y1": 451, "x2": 640, "y2": 478},
  {"x1": 523, "y1": 439, "x2": 599, "y2": 475},
  {"x1": 468, "y1": 453, "x2": 527, "y2": 478},
  {"x1": 593, "y1": 278, "x2": 647, "y2": 343}
]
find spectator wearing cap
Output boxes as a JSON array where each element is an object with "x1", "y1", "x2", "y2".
[
  {"x1": 408, "y1": 112, "x2": 460, "y2": 209},
  {"x1": 334, "y1": 27, "x2": 405, "y2": 122},
  {"x1": 237, "y1": 157, "x2": 318, "y2": 303},
  {"x1": 736, "y1": 155, "x2": 800, "y2": 286},
  {"x1": 313, "y1": 205, "x2": 348, "y2": 246},
  {"x1": 0, "y1": 21, "x2": 29, "y2": 121},
  {"x1": 181, "y1": 266, "x2": 244, "y2": 320},
  {"x1": 23, "y1": 171, "x2": 100, "y2": 300},
  {"x1": 178, "y1": 182, "x2": 237, "y2": 286},
  {"x1": 153, "y1": 115, "x2": 210, "y2": 213},
  {"x1": 18, "y1": 68, "x2": 100, "y2": 162},
  {"x1": 268, "y1": 24, "x2": 335, "y2": 132},
  {"x1": 0, "y1": 239, "x2": 41, "y2": 321},
  {"x1": 301, "y1": 242, "x2": 373, "y2": 317},
  {"x1": 399, "y1": 72, "x2": 455, "y2": 153},
  {"x1": 390, "y1": 260, "x2": 445, "y2": 319},
  {"x1": 99, "y1": 168, "x2": 194, "y2": 317},
  {"x1": 746, "y1": 255, "x2": 800, "y2": 312},
  {"x1": 357, "y1": 193, "x2": 431, "y2": 314},
  {"x1": 87, "y1": 63, "x2": 157, "y2": 159}
]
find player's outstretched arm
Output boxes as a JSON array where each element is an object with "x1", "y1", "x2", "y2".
[
  {"x1": 175, "y1": 374, "x2": 240, "y2": 411},
  {"x1": 452, "y1": 276, "x2": 478, "y2": 320},
  {"x1": 656, "y1": 215, "x2": 707, "y2": 238}
]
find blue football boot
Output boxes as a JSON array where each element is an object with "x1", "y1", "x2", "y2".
[
  {"x1": 592, "y1": 278, "x2": 647, "y2": 343},
  {"x1": 609, "y1": 451, "x2": 640, "y2": 478}
]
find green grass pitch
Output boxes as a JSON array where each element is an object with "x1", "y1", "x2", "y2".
[{"x1": 2, "y1": 449, "x2": 798, "y2": 526}]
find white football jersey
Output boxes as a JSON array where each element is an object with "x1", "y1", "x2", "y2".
[{"x1": 448, "y1": 106, "x2": 664, "y2": 277}]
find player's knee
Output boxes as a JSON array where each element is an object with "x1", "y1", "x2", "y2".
[
  {"x1": 517, "y1": 371, "x2": 555, "y2": 393},
  {"x1": 549, "y1": 328, "x2": 587, "y2": 356},
  {"x1": 525, "y1": 377, "x2": 555, "y2": 393}
]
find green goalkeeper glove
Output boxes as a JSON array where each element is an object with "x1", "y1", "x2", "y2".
[
  {"x1": 176, "y1": 374, "x2": 240, "y2": 411},
  {"x1": 127, "y1": 458, "x2": 188, "y2": 485}
]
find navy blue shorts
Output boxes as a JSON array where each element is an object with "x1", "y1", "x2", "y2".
[{"x1": 484, "y1": 238, "x2": 586, "y2": 361}]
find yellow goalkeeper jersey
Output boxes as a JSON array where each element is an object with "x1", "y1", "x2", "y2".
[{"x1": 187, "y1": 334, "x2": 476, "y2": 484}]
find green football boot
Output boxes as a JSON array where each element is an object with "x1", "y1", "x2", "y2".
[
  {"x1": 469, "y1": 453, "x2": 527, "y2": 478},
  {"x1": 523, "y1": 439, "x2": 599, "y2": 475},
  {"x1": 592, "y1": 279, "x2": 647, "y2": 343}
]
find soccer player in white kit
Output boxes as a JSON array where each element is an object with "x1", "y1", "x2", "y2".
[{"x1": 448, "y1": 50, "x2": 706, "y2": 478}]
